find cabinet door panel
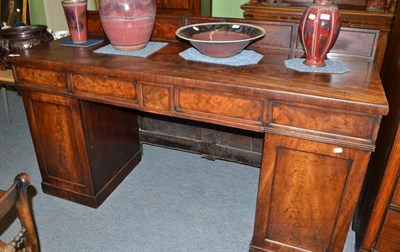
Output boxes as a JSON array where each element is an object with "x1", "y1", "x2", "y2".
[
  {"x1": 22, "y1": 92, "x2": 92, "y2": 194},
  {"x1": 267, "y1": 148, "x2": 349, "y2": 250},
  {"x1": 81, "y1": 101, "x2": 141, "y2": 193},
  {"x1": 375, "y1": 210, "x2": 400, "y2": 251},
  {"x1": 251, "y1": 134, "x2": 370, "y2": 251}
]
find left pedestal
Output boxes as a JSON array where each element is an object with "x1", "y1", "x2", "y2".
[{"x1": 22, "y1": 91, "x2": 142, "y2": 208}]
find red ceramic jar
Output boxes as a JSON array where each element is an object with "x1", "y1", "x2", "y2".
[{"x1": 99, "y1": 0, "x2": 156, "y2": 51}]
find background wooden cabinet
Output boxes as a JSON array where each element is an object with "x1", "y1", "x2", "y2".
[
  {"x1": 354, "y1": 2, "x2": 400, "y2": 251},
  {"x1": 375, "y1": 210, "x2": 400, "y2": 251},
  {"x1": 241, "y1": 0, "x2": 398, "y2": 71},
  {"x1": 357, "y1": 123, "x2": 400, "y2": 251},
  {"x1": 155, "y1": 0, "x2": 201, "y2": 15}
]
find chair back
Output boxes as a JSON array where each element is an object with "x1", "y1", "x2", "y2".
[{"x1": 0, "y1": 173, "x2": 39, "y2": 252}]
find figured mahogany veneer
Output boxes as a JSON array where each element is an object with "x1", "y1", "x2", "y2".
[
  {"x1": 72, "y1": 74, "x2": 137, "y2": 101},
  {"x1": 15, "y1": 67, "x2": 66, "y2": 89},
  {"x1": 139, "y1": 81, "x2": 172, "y2": 113},
  {"x1": 7, "y1": 14, "x2": 388, "y2": 252},
  {"x1": 271, "y1": 102, "x2": 379, "y2": 140}
]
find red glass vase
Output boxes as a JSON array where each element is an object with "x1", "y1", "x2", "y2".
[{"x1": 299, "y1": 0, "x2": 341, "y2": 67}]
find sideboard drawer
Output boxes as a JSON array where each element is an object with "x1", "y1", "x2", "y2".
[
  {"x1": 391, "y1": 177, "x2": 400, "y2": 209},
  {"x1": 71, "y1": 74, "x2": 137, "y2": 102},
  {"x1": 139, "y1": 81, "x2": 172, "y2": 113},
  {"x1": 15, "y1": 67, "x2": 66, "y2": 89},
  {"x1": 176, "y1": 87, "x2": 265, "y2": 129},
  {"x1": 270, "y1": 102, "x2": 379, "y2": 142}
]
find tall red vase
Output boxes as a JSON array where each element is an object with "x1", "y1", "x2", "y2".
[{"x1": 299, "y1": 0, "x2": 341, "y2": 67}]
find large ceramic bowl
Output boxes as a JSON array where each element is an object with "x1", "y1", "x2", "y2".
[{"x1": 175, "y1": 22, "x2": 265, "y2": 58}]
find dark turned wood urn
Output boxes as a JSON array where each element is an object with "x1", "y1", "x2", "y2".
[{"x1": 0, "y1": 25, "x2": 53, "y2": 69}]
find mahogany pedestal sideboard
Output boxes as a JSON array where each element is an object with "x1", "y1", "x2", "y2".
[
  {"x1": 7, "y1": 17, "x2": 388, "y2": 251},
  {"x1": 88, "y1": 13, "x2": 388, "y2": 170}
]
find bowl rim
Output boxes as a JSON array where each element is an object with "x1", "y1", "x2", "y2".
[{"x1": 175, "y1": 22, "x2": 266, "y2": 44}]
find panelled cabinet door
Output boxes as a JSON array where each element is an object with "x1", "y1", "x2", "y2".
[
  {"x1": 22, "y1": 91, "x2": 93, "y2": 196},
  {"x1": 251, "y1": 133, "x2": 371, "y2": 252}
]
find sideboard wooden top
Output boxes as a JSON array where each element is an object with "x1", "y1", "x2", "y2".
[{"x1": 9, "y1": 37, "x2": 388, "y2": 116}]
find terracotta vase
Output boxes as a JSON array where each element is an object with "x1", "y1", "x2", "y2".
[
  {"x1": 99, "y1": 0, "x2": 156, "y2": 51},
  {"x1": 299, "y1": 0, "x2": 341, "y2": 67}
]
